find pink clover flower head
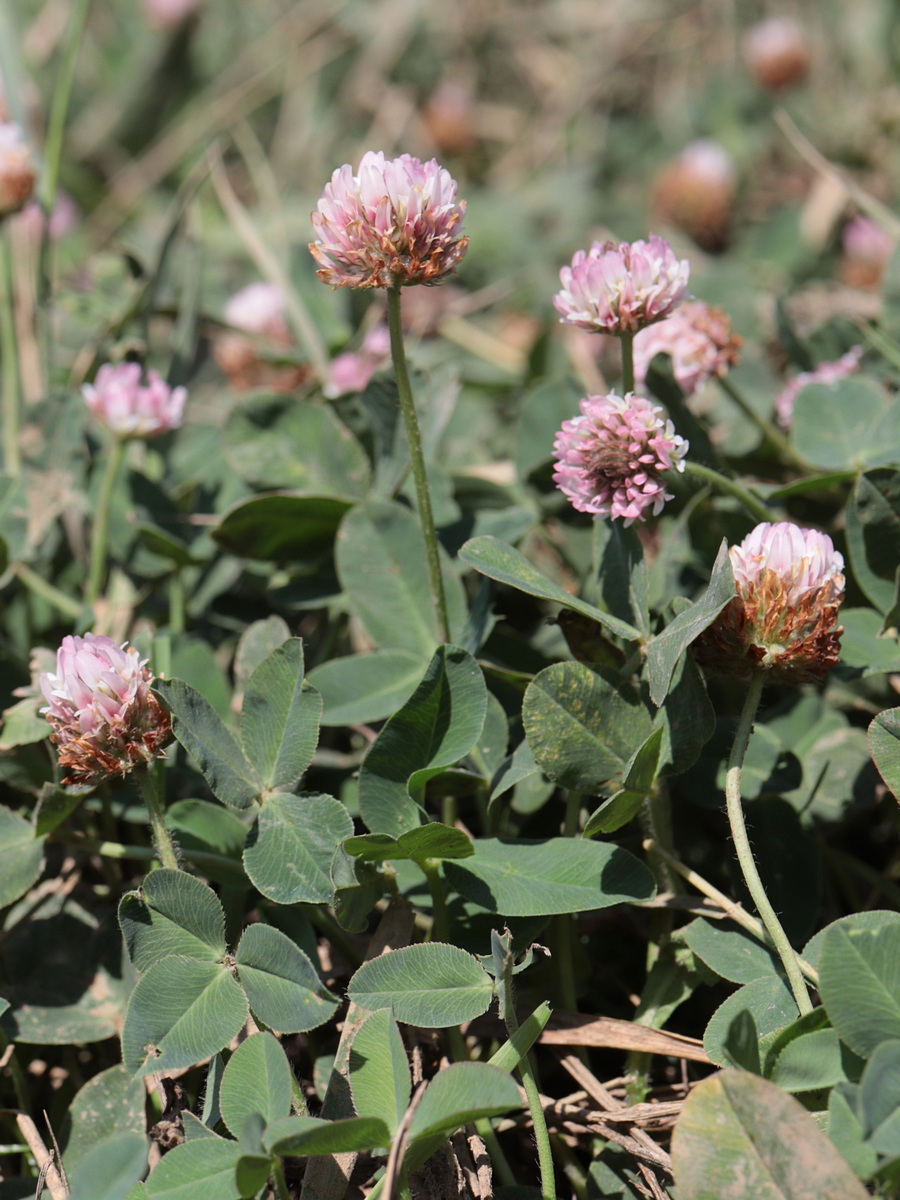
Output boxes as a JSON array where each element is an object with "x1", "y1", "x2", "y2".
[
  {"x1": 224, "y1": 282, "x2": 290, "y2": 341},
  {"x1": 309, "y1": 151, "x2": 469, "y2": 289},
  {"x1": 633, "y1": 300, "x2": 742, "y2": 395},
  {"x1": 15, "y1": 190, "x2": 80, "y2": 241},
  {"x1": 842, "y1": 215, "x2": 894, "y2": 265},
  {"x1": 82, "y1": 362, "x2": 187, "y2": 439},
  {"x1": 552, "y1": 391, "x2": 688, "y2": 525},
  {"x1": 696, "y1": 522, "x2": 844, "y2": 683},
  {"x1": 742, "y1": 16, "x2": 810, "y2": 90},
  {"x1": 40, "y1": 633, "x2": 172, "y2": 786},
  {"x1": 553, "y1": 235, "x2": 690, "y2": 337},
  {"x1": 774, "y1": 346, "x2": 863, "y2": 429},
  {"x1": 0, "y1": 122, "x2": 35, "y2": 218}
]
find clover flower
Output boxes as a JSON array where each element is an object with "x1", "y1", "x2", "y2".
[
  {"x1": 652, "y1": 140, "x2": 737, "y2": 252},
  {"x1": 774, "y1": 346, "x2": 863, "y2": 429},
  {"x1": 553, "y1": 236, "x2": 690, "y2": 337},
  {"x1": 40, "y1": 634, "x2": 172, "y2": 786},
  {"x1": 0, "y1": 122, "x2": 35, "y2": 219},
  {"x1": 742, "y1": 17, "x2": 810, "y2": 91},
  {"x1": 309, "y1": 151, "x2": 469, "y2": 289},
  {"x1": 552, "y1": 392, "x2": 688, "y2": 524},
  {"x1": 224, "y1": 282, "x2": 291, "y2": 341},
  {"x1": 840, "y1": 215, "x2": 894, "y2": 289},
  {"x1": 82, "y1": 363, "x2": 186, "y2": 439},
  {"x1": 634, "y1": 300, "x2": 742, "y2": 395},
  {"x1": 695, "y1": 522, "x2": 844, "y2": 683}
]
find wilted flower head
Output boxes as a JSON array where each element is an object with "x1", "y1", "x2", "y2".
[
  {"x1": 554, "y1": 236, "x2": 690, "y2": 337},
  {"x1": 774, "y1": 346, "x2": 863, "y2": 429},
  {"x1": 552, "y1": 392, "x2": 688, "y2": 524},
  {"x1": 325, "y1": 325, "x2": 391, "y2": 397},
  {"x1": 652, "y1": 140, "x2": 737, "y2": 252},
  {"x1": 224, "y1": 282, "x2": 291, "y2": 341},
  {"x1": 742, "y1": 17, "x2": 810, "y2": 91},
  {"x1": 0, "y1": 122, "x2": 35, "y2": 218},
  {"x1": 634, "y1": 300, "x2": 742, "y2": 395},
  {"x1": 82, "y1": 363, "x2": 186, "y2": 439},
  {"x1": 40, "y1": 634, "x2": 171, "y2": 786},
  {"x1": 695, "y1": 522, "x2": 844, "y2": 683},
  {"x1": 309, "y1": 151, "x2": 469, "y2": 289},
  {"x1": 840, "y1": 215, "x2": 894, "y2": 289}
]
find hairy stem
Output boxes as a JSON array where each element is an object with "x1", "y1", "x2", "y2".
[
  {"x1": 134, "y1": 765, "x2": 180, "y2": 872},
  {"x1": 387, "y1": 283, "x2": 451, "y2": 644},
  {"x1": 725, "y1": 671, "x2": 813, "y2": 1015}
]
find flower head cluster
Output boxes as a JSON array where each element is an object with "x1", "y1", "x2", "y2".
[
  {"x1": 40, "y1": 634, "x2": 172, "y2": 786},
  {"x1": 554, "y1": 236, "x2": 690, "y2": 337},
  {"x1": 742, "y1": 16, "x2": 810, "y2": 91},
  {"x1": 774, "y1": 346, "x2": 863, "y2": 429},
  {"x1": 552, "y1": 392, "x2": 688, "y2": 524},
  {"x1": 0, "y1": 122, "x2": 36, "y2": 218},
  {"x1": 652, "y1": 140, "x2": 737, "y2": 252},
  {"x1": 634, "y1": 300, "x2": 742, "y2": 395},
  {"x1": 695, "y1": 522, "x2": 844, "y2": 683},
  {"x1": 840, "y1": 215, "x2": 894, "y2": 289},
  {"x1": 82, "y1": 363, "x2": 186, "y2": 439},
  {"x1": 224, "y1": 282, "x2": 291, "y2": 341},
  {"x1": 309, "y1": 151, "x2": 469, "y2": 289}
]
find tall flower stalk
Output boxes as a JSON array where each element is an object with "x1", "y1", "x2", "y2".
[
  {"x1": 726, "y1": 671, "x2": 812, "y2": 1015},
  {"x1": 697, "y1": 521, "x2": 846, "y2": 1014},
  {"x1": 310, "y1": 151, "x2": 469, "y2": 645},
  {"x1": 81, "y1": 363, "x2": 187, "y2": 607}
]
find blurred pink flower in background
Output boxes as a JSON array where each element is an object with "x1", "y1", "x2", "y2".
[
  {"x1": 774, "y1": 346, "x2": 863, "y2": 428},
  {"x1": 325, "y1": 325, "x2": 392, "y2": 397},
  {"x1": 224, "y1": 282, "x2": 291, "y2": 341},
  {"x1": 0, "y1": 122, "x2": 35, "y2": 218},
  {"x1": 552, "y1": 391, "x2": 688, "y2": 524},
  {"x1": 840, "y1": 214, "x2": 894, "y2": 289},
  {"x1": 696, "y1": 522, "x2": 844, "y2": 682},
  {"x1": 742, "y1": 17, "x2": 810, "y2": 91},
  {"x1": 14, "y1": 191, "x2": 80, "y2": 242},
  {"x1": 634, "y1": 300, "x2": 742, "y2": 395},
  {"x1": 652, "y1": 139, "x2": 737, "y2": 252},
  {"x1": 554, "y1": 236, "x2": 690, "y2": 336},
  {"x1": 309, "y1": 151, "x2": 469, "y2": 289},
  {"x1": 40, "y1": 633, "x2": 171, "y2": 786},
  {"x1": 142, "y1": 0, "x2": 200, "y2": 30},
  {"x1": 82, "y1": 363, "x2": 186, "y2": 439}
]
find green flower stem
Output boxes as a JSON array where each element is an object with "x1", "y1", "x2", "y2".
[
  {"x1": 620, "y1": 333, "x2": 635, "y2": 394},
  {"x1": 14, "y1": 563, "x2": 82, "y2": 619},
  {"x1": 421, "y1": 859, "x2": 451, "y2": 943},
  {"x1": 725, "y1": 671, "x2": 813, "y2": 1016},
  {"x1": 85, "y1": 435, "x2": 126, "y2": 607},
  {"x1": 133, "y1": 766, "x2": 180, "y2": 872},
  {"x1": 387, "y1": 283, "x2": 451, "y2": 645},
  {"x1": 169, "y1": 571, "x2": 185, "y2": 634},
  {"x1": 682, "y1": 459, "x2": 773, "y2": 525},
  {"x1": 52, "y1": 833, "x2": 247, "y2": 879},
  {"x1": 504, "y1": 993, "x2": 556, "y2": 1200},
  {"x1": 641, "y1": 836, "x2": 819, "y2": 986},
  {"x1": 0, "y1": 232, "x2": 21, "y2": 478},
  {"x1": 717, "y1": 376, "x2": 809, "y2": 471}
]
